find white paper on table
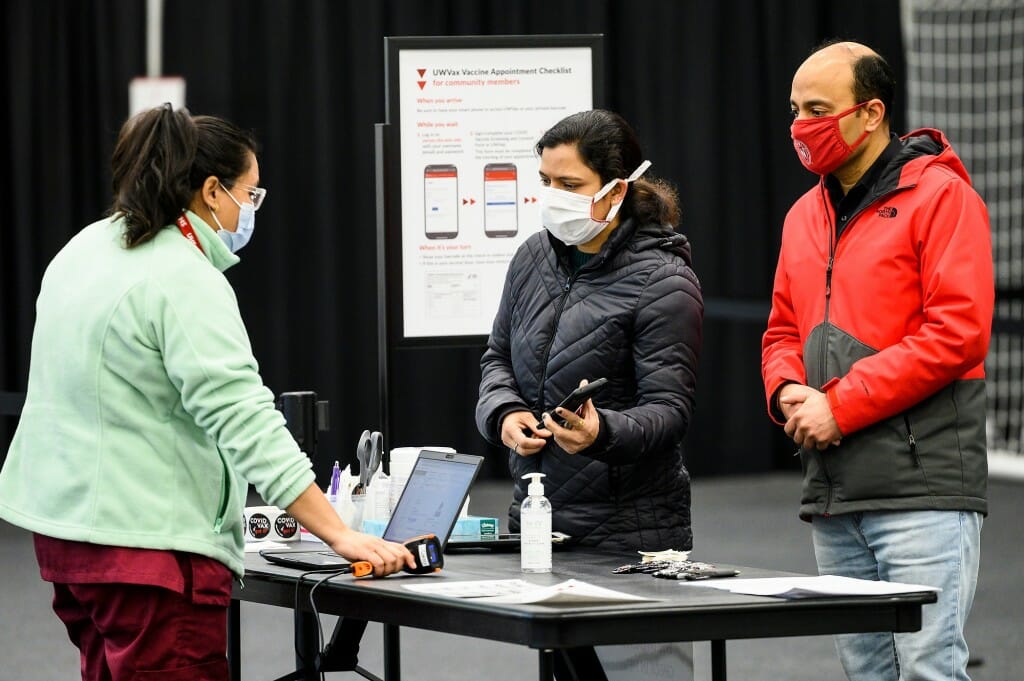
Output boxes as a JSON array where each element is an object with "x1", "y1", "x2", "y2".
[
  {"x1": 687, "y1": 575, "x2": 940, "y2": 599},
  {"x1": 244, "y1": 540, "x2": 289, "y2": 553},
  {"x1": 403, "y1": 579, "x2": 533, "y2": 599},
  {"x1": 403, "y1": 578, "x2": 654, "y2": 604}
]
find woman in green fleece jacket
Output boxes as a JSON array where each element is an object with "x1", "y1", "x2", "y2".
[{"x1": 0, "y1": 105, "x2": 413, "y2": 679}]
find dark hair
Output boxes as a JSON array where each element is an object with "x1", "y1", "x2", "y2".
[
  {"x1": 535, "y1": 109, "x2": 680, "y2": 227},
  {"x1": 852, "y1": 54, "x2": 896, "y2": 123},
  {"x1": 811, "y1": 40, "x2": 896, "y2": 123},
  {"x1": 109, "y1": 104, "x2": 258, "y2": 247}
]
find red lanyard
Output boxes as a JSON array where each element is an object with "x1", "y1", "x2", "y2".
[{"x1": 175, "y1": 212, "x2": 205, "y2": 254}]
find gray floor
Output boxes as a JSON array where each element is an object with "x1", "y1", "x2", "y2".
[{"x1": 2, "y1": 472, "x2": 1021, "y2": 680}]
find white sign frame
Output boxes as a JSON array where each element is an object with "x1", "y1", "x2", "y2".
[{"x1": 380, "y1": 35, "x2": 603, "y2": 346}]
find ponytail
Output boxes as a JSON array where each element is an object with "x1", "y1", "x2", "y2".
[
  {"x1": 627, "y1": 177, "x2": 680, "y2": 227},
  {"x1": 109, "y1": 104, "x2": 198, "y2": 248}
]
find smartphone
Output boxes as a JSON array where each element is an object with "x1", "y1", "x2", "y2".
[
  {"x1": 423, "y1": 164, "x2": 459, "y2": 239},
  {"x1": 483, "y1": 162, "x2": 518, "y2": 238},
  {"x1": 536, "y1": 378, "x2": 609, "y2": 429}
]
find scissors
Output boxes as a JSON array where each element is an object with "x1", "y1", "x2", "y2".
[{"x1": 355, "y1": 429, "x2": 383, "y2": 492}]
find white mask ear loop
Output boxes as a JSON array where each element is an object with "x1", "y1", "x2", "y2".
[
  {"x1": 590, "y1": 161, "x2": 653, "y2": 231},
  {"x1": 626, "y1": 159, "x2": 652, "y2": 183},
  {"x1": 593, "y1": 159, "x2": 653, "y2": 203}
]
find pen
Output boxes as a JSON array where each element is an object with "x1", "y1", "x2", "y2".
[{"x1": 329, "y1": 460, "x2": 341, "y2": 502}]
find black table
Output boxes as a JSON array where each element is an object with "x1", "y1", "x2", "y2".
[{"x1": 230, "y1": 545, "x2": 935, "y2": 681}]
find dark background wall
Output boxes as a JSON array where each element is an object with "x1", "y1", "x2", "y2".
[{"x1": 1, "y1": 0, "x2": 905, "y2": 483}]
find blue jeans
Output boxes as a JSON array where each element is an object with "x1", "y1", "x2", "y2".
[{"x1": 811, "y1": 510, "x2": 981, "y2": 681}]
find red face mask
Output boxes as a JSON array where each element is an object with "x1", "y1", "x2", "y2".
[{"x1": 790, "y1": 102, "x2": 869, "y2": 175}]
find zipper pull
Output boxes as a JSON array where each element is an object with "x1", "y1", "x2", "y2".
[
  {"x1": 907, "y1": 430, "x2": 920, "y2": 466},
  {"x1": 825, "y1": 255, "x2": 834, "y2": 298}
]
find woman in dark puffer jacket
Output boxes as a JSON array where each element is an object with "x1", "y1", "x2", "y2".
[{"x1": 476, "y1": 110, "x2": 703, "y2": 552}]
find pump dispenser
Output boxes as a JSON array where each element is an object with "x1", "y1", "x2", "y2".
[{"x1": 520, "y1": 473, "x2": 552, "y2": 573}]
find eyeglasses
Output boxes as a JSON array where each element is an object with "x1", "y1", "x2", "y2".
[
  {"x1": 238, "y1": 182, "x2": 267, "y2": 211},
  {"x1": 222, "y1": 181, "x2": 268, "y2": 211}
]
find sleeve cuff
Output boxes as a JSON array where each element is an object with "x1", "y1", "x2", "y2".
[{"x1": 769, "y1": 381, "x2": 796, "y2": 424}]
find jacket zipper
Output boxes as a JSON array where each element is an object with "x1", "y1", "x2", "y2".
[
  {"x1": 818, "y1": 184, "x2": 836, "y2": 515},
  {"x1": 535, "y1": 267, "x2": 581, "y2": 413},
  {"x1": 903, "y1": 415, "x2": 920, "y2": 466},
  {"x1": 822, "y1": 254, "x2": 833, "y2": 375},
  {"x1": 902, "y1": 413, "x2": 933, "y2": 493},
  {"x1": 816, "y1": 178, "x2": 915, "y2": 516}
]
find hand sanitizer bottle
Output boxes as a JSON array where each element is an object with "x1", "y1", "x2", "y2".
[{"x1": 520, "y1": 473, "x2": 552, "y2": 573}]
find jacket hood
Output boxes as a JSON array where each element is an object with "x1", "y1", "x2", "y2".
[
  {"x1": 897, "y1": 128, "x2": 972, "y2": 187},
  {"x1": 632, "y1": 223, "x2": 693, "y2": 266}
]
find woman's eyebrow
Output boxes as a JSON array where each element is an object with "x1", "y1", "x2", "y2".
[{"x1": 539, "y1": 171, "x2": 586, "y2": 182}]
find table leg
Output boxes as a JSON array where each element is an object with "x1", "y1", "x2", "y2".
[
  {"x1": 553, "y1": 647, "x2": 609, "y2": 681},
  {"x1": 538, "y1": 649, "x2": 555, "y2": 681},
  {"x1": 383, "y1": 623, "x2": 401, "y2": 681},
  {"x1": 227, "y1": 600, "x2": 240, "y2": 681},
  {"x1": 711, "y1": 640, "x2": 727, "y2": 681},
  {"x1": 294, "y1": 609, "x2": 319, "y2": 681}
]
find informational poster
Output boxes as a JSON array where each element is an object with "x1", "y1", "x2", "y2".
[{"x1": 394, "y1": 43, "x2": 596, "y2": 339}]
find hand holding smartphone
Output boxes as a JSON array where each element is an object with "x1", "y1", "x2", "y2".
[{"x1": 536, "y1": 378, "x2": 608, "y2": 430}]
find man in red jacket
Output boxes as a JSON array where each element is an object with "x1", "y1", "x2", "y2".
[{"x1": 762, "y1": 41, "x2": 993, "y2": 681}]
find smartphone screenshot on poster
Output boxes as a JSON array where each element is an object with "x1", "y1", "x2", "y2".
[
  {"x1": 484, "y1": 162, "x2": 518, "y2": 238},
  {"x1": 424, "y1": 164, "x2": 459, "y2": 240}
]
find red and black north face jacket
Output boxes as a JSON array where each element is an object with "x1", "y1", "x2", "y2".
[{"x1": 763, "y1": 128, "x2": 993, "y2": 520}]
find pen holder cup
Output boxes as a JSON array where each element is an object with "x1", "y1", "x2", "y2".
[
  {"x1": 328, "y1": 466, "x2": 364, "y2": 530},
  {"x1": 334, "y1": 491, "x2": 365, "y2": 530}
]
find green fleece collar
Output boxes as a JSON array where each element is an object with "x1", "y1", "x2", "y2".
[{"x1": 183, "y1": 209, "x2": 241, "y2": 272}]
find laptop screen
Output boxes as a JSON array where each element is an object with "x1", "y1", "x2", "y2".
[{"x1": 382, "y1": 450, "x2": 482, "y2": 547}]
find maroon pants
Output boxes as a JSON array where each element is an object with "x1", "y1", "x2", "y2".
[{"x1": 50, "y1": 581, "x2": 229, "y2": 681}]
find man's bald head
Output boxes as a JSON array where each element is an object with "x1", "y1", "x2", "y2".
[
  {"x1": 811, "y1": 41, "x2": 879, "y2": 62},
  {"x1": 802, "y1": 40, "x2": 896, "y2": 123}
]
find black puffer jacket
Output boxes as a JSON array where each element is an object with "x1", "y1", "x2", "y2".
[{"x1": 476, "y1": 218, "x2": 703, "y2": 552}]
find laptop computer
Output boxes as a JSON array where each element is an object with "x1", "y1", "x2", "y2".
[{"x1": 260, "y1": 449, "x2": 484, "y2": 570}]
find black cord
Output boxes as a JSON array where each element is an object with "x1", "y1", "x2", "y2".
[
  {"x1": 293, "y1": 567, "x2": 350, "y2": 679},
  {"x1": 308, "y1": 571, "x2": 345, "y2": 681}
]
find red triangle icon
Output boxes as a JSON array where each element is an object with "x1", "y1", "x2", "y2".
[
  {"x1": 417, "y1": 81, "x2": 426, "y2": 90},
  {"x1": 417, "y1": 69, "x2": 426, "y2": 78}
]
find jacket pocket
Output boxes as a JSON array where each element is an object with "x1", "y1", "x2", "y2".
[
  {"x1": 212, "y1": 454, "x2": 232, "y2": 533},
  {"x1": 902, "y1": 414, "x2": 933, "y2": 494},
  {"x1": 902, "y1": 384, "x2": 966, "y2": 496},
  {"x1": 827, "y1": 413, "x2": 926, "y2": 503}
]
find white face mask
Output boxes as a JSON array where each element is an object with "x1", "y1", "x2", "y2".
[{"x1": 539, "y1": 160, "x2": 651, "y2": 246}]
